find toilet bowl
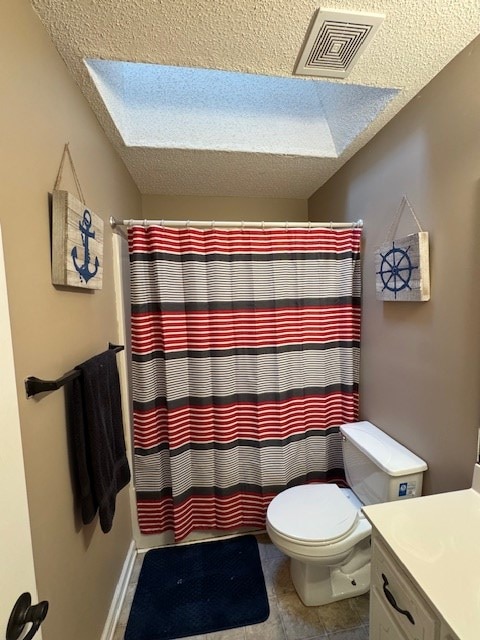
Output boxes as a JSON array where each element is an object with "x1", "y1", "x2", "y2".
[
  {"x1": 266, "y1": 484, "x2": 372, "y2": 605},
  {"x1": 266, "y1": 421, "x2": 428, "y2": 606}
]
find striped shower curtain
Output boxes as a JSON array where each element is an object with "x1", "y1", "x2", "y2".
[{"x1": 129, "y1": 224, "x2": 361, "y2": 541}]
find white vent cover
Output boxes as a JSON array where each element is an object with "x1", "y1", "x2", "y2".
[{"x1": 295, "y1": 9, "x2": 384, "y2": 79}]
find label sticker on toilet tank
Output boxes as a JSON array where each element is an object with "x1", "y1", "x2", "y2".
[{"x1": 398, "y1": 481, "x2": 416, "y2": 497}]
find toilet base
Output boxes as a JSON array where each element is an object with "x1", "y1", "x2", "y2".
[{"x1": 290, "y1": 539, "x2": 371, "y2": 606}]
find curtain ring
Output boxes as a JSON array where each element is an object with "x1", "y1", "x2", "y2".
[
  {"x1": 285, "y1": 221, "x2": 289, "y2": 230},
  {"x1": 143, "y1": 219, "x2": 147, "y2": 227},
  {"x1": 211, "y1": 220, "x2": 215, "y2": 229},
  {"x1": 308, "y1": 221, "x2": 312, "y2": 231},
  {"x1": 261, "y1": 221, "x2": 265, "y2": 231},
  {"x1": 186, "y1": 220, "x2": 190, "y2": 228},
  {"x1": 160, "y1": 219, "x2": 164, "y2": 228},
  {"x1": 241, "y1": 220, "x2": 245, "y2": 231},
  {"x1": 330, "y1": 222, "x2": 333, "y2": 230}
]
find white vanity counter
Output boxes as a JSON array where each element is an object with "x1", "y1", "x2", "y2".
[{"x1": 363, "y1": 465, "x2": 480, "y2": 640}]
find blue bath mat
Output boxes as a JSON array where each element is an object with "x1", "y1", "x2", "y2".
[{"x1": 125, "y1": 534, "x2": 269, "y2": 640}]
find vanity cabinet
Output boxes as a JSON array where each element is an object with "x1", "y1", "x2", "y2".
[
  {"x1": 364, "y1": 470, "x2": 480, "y2": 640},
  {"x1": 370, "y1": 533, "x2": 455, "y2": 640}
]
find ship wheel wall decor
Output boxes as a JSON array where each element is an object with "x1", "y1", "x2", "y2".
[{"x1": 375, "y1": 231, "x2": 430, "y2": 302}]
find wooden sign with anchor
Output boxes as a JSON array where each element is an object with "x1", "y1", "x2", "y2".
[{"x1": 51, "y1": 144, "x2": 103, "y2": 289}]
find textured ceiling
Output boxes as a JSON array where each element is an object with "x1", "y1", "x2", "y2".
[{"x1": 31, "y1": 0, "x2": 480, "y2": 199}]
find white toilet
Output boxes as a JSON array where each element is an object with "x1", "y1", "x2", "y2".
[{"x1": 266, "y1": 420, "x2": 427, "y2": 606}]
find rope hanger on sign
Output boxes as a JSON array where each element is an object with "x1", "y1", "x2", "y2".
[
  {"x1": 383, "y1": 195, "x2": 423, "y2": 244},
  {"x1": 53, "y1": 142, "x2": 86, "y2": 204}
]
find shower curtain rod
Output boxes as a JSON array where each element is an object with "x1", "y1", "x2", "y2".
[{"x1": 109, "y1": 216, "x2": 363, "y2": 229}]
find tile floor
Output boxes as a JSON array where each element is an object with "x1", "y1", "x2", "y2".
[{"x1": 113, "y1": 533, "x2": 370, "y2": 640}]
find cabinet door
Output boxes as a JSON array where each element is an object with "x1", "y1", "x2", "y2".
[
  {"x1": 371, "y1": 537, "x2": 437, "y2": 640},
  {"x1": 371, "y1": 585, "x2": 408, "y2": 640}
]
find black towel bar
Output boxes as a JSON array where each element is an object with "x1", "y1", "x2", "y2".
[{"x1": 25, "y1": 343, "x2": 124, "y2": 398}]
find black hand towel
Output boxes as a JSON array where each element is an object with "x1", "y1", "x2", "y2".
[{"x1": 71, "y1": 349, "x2": 131, "y2": 533}]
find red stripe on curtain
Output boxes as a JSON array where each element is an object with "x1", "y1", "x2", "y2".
[
  {"x1": 129, "y1": 227, "x2": 359, "y2": 253},
  {"x1": 133, "y1": 392, "x2": 358, "y2": 449},
  {"x1": 138, "y1": 484, "x2": 357, "y2": 540},
  {"x1": 131, "y1": 306, "x2": 361, "y2": 352}
]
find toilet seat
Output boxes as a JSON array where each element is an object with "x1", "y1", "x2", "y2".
[{"x1": 267, "y1": 484, "x2": 359, "y2": 545}]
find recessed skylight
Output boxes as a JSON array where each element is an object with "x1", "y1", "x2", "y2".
[{"x1": 85, "y1": 59, "x2": 398, "y2": 158}]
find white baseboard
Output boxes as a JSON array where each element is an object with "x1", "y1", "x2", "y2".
[{"x1": 101, "y1": 540, "x2": 136, "y2": 640}]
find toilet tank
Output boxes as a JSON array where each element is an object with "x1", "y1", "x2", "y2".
[{"x1": 340, "y1": 421, "x2": 428, "y2": 506}]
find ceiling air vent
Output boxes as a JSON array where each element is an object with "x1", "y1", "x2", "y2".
[{"x1": 295, "y1": 9, "x2": 384, "y2": 79}]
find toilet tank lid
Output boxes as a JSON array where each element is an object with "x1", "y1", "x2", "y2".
[{"x1": 340, "y1": 421, "x2": 428, "y2": 476}]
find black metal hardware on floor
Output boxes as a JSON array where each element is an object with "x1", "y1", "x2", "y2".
[
  {"x1": 24, "y1": 343, "x2": 124, "y2": 398},
  {"x1": 6, "y1": 592, "x2": 49, "y2": 640}
]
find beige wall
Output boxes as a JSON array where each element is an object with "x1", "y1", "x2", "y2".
[
  {"x1": 309, "y1": 36, "x2": 480, "y2": 495},
  {"x1": 142, "y1": 194, "x2": 308, "y2": 222},
  {"x1": 1, "y1": 3, "x2": 141, "y2": 640}
]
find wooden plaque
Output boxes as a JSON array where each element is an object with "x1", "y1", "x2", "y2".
[
  {"x1": 52, "y1": 190, "x2": 103, "y2": 289},
  {"x1": 375, "y1": 231, "x2": 430, "y2": 302}
]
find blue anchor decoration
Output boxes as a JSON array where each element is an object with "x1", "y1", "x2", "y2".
[{"x1": 71, "y1": 209, "x2": 100, "y2": 283}]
